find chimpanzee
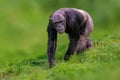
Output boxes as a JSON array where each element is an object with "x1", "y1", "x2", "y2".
[{"x1": 47, "y1": 8, "x2": 93, "y2": 68}]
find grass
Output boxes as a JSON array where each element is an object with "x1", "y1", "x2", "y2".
[
  {"x1": 0, "y1": 25, "x2": 120, "y2": 80},
  {"x1": 0, "y1": 1, "x2": 120, "y2": 80}
]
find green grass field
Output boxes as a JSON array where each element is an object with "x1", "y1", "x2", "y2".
[{"x1": 0, "y1": 0, "x2": 120, "y2": 80}]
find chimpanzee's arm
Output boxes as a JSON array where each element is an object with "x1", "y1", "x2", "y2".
[
  {"x1": 64, "y1": 36, "x2": 79, "y2": 61},
  {"x1": 47, "y1": 22, "x2": 57, "y2": 68}
]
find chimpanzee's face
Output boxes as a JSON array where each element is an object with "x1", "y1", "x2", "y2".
[{"x1": 51, "y1": 13, "x2": 66, "y2": 34}]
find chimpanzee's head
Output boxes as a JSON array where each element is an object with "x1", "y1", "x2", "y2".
[{"x1": 50, "y1": 12, "x2": 66, "y2": 34}]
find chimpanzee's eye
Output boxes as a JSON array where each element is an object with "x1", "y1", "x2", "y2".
[
  {"x1": 55, "y1": 21, "x2": 63, "y2": 24},
  {"x1": 54, "y1": 22, "x2": 58, "y2": 26},
  {"x1": 59, "y1": 21, "x2": 63, "y2": 23}
]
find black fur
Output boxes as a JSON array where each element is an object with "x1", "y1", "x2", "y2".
[{"x1": 47, "y1": 8, "x2": 93, "y2": 68}]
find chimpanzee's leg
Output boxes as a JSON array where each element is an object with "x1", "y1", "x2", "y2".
[
  {"x1": 76, "y1": 35, "x2": 87, "y2": 53},
  {"x1": 76, "y1": 15, "x2": 93, "y2": 53}
]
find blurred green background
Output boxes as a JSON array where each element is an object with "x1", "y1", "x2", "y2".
[{"x1": 0, "y1": 0, "x2": 120, "y2": 80}]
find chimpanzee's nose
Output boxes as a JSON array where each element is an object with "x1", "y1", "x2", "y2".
[{"x1": 58, "y1": 25, "x2": 61, "y2": 28}]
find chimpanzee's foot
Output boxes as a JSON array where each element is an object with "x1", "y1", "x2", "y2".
[{"x1": 86, "y1": 39, "x2": 92, "y2": 49}]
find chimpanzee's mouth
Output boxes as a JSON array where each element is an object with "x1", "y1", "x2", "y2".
[{"x1": 57, "y1": 29, "x2": 64, "y2": 34}]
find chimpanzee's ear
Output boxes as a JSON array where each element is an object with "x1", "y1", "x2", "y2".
[{"x1": 49, "y1": 18, "x2": 53, "y2": 21}]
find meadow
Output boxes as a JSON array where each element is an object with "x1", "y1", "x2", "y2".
[{"x1": 0, "y1": 0, "x2": 120, "y2": 80}]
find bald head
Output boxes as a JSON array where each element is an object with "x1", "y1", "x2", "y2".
[
  {"x1": 50, "y1": 12, "x2": 66, "y2": 34},
  {"x1": 51, "y1": 12, "x2": 65, "y2": 22}
]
